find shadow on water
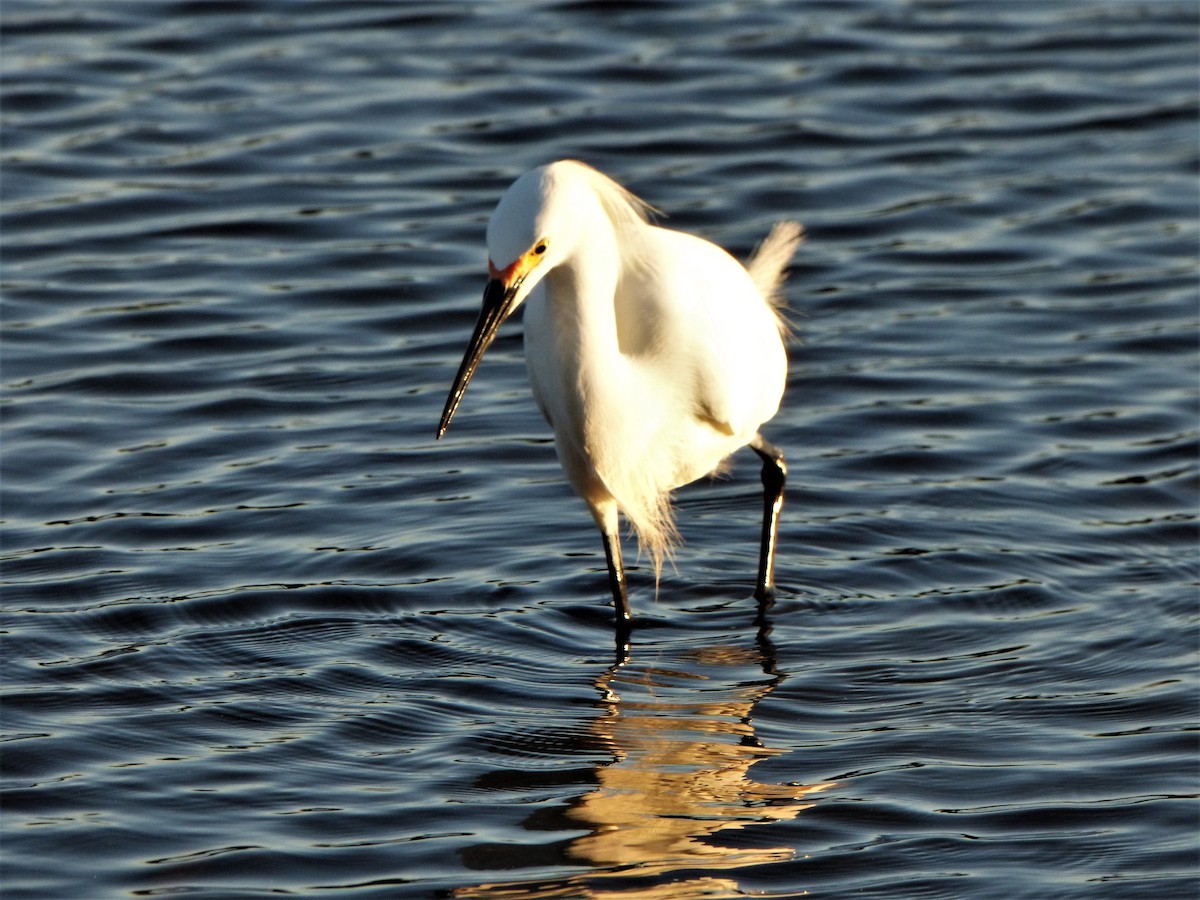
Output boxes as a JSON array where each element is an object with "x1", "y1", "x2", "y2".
[{"x1": 452, "y1": 601, "x2": 831, "y2": 899}]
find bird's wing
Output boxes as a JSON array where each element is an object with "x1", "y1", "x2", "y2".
[{"x1": 636, "y1": 228, "x2": 788, "y2": 441}]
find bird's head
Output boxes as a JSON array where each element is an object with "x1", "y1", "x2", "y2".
[{"x1": 437, "y1": 166, "x2": 570, "y2": 439}]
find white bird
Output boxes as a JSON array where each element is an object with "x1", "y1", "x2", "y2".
[{"x1": 438, "y1": 160, "x2": 803, "y2": 633}]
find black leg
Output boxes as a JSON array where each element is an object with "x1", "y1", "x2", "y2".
[
  {"x1": 602, "y1": 527, "x2": 632, "y2": 642},
  {"x1": 750, "y1": 434, "x2": 786, "y2": 602}
]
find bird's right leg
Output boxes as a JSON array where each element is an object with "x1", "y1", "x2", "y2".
[
  {"x1": 602, "y1": 528, "x2": 631, "y2": 644},
  {"x1": 592, "y1": 501, "x2": 631, "y2": 634},
  {"x1": 750, "y1": 433, "x2": 786, "y2": 602}
]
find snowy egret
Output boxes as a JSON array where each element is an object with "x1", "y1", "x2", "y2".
[{"x1": 437, "y1": 160, "x2": 802, "y2": 632}]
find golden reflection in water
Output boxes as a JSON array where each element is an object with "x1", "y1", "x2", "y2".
[{"x1": 456, "y1": 635, "x2": 831, "y2": 899}]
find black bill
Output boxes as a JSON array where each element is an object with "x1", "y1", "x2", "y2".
[{"x1": 436, "y1": 278, "x2": 521, "y2": 439}]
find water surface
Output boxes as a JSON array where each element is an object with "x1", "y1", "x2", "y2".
[{"x1": 2, "y1": 2, "x2": 1197, "y2": 897}]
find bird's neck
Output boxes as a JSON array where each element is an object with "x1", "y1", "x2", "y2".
[
  {"x1": 544, "y1": 217, "x2": 625, "y2": 373},
  {"x1": 537, "y1": 211, "x2": 646, "y2": 475}
]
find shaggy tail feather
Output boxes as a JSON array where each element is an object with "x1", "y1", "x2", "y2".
[{"x1": 747, "y1": 221, "x2": 805, "y2": 334}]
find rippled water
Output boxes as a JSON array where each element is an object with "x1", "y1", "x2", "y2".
[{"x1": 3, "y1": 1, "x2": 1197, "y2": 897}]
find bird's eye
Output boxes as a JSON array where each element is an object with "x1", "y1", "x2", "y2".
[{"x1": 533, "y1": 241, "x2": 548, "y2": 256}]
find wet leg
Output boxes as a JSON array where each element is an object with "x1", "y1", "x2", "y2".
[
  {"x1": 750, "y1": 434, "x2": 786, "y2": 602},
  {"x1": 601, "y1": 527, "x2": 631, "y2": 644}
]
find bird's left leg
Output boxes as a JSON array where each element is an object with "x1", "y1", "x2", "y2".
[{"x1": 750, "y1": 433, "x2": 786, "y2": 602}]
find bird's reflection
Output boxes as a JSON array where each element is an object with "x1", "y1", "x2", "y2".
[{"x1": 455, "y1": 605, "x2": 830, "y2": 898}]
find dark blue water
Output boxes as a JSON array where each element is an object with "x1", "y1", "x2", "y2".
[{"x1": 2, "y1": 2, "x2": 1197, "y2": 897}]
